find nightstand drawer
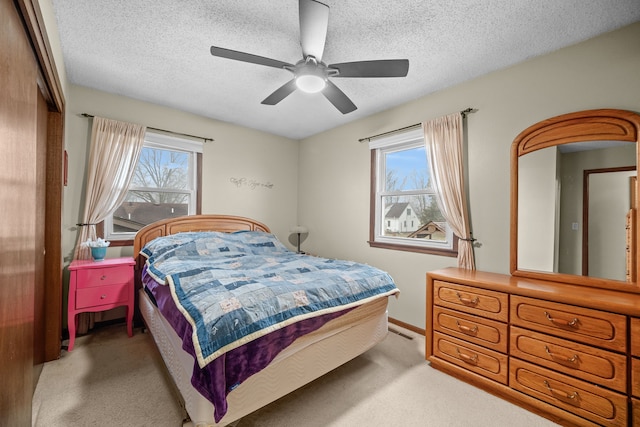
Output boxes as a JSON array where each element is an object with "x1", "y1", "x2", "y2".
[
  {"x1": 432, "y1": 332, "x2": 508, "y2": 384},
  {"x1": 510, "y1": 358, "x2": 628, "y2": 427},
  {"x1": 633, "y1": 399, "x2": 640, "y2": 427},
  {"x1": 77, "y1": 266, "x2": 132, "y2": 288},
  {"x1": 510, "y1": 296, "x2": 627, "y2": 352},
  {"x1": 433, "y1": 281, "x2": 508, "y2": 322},
  {"x1": 433, "y1": 306, "x2": 508, "y2": 353},
  {"x1": 76, "y1": 284, "x2": 129, "y2": 309},
  {"x1": 510, "y1": 326, "x2": 627, "y2": 393}
]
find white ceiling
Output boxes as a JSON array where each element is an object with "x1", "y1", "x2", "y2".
[{"x1": 51, "y1": 0, "x2": 640, "y2": 140}]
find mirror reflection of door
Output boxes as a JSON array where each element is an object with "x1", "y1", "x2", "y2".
[{"x1": 584, "y1": 168, "x2": 636, "y2": 281}]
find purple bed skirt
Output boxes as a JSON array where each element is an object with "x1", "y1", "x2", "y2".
[{"x1": 142, "y1": 266, "x2": 350, "y2": 422}]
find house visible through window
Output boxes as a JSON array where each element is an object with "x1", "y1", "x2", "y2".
[
  {"x1": 103, "y1": 132, "x2": 202, "y2": 242},
  {"x1": 369, "y1": 127, "x2": 457, "y2": 256}
]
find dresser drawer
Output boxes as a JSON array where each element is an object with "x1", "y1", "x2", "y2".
[
  {"x1": 432, "y1": 332, "x2": 508, "y2": 384},
  {"x1": 76, "y1": 265, "x2": 133, "y2": 288},
  {"x1": 76, "y1": 284, "x2": 130, "y2": 309},
  {"x1": 510, "y1": 326, "x2": 627, "y2": 393},
  {"x1": 632, "y1": 358, "x2": 640, "y2": 398},
  {"x1": 633, "y1": 398, "x2": 640, "y2": 427},
  {"x1": 510, "y1": 358, "x2": 628, "y2": 427},
  {"x1": 433, "y1": 281, "x2": 508, "y2": 322},
  {"x1": 433, "y1": 306, "x2": 508, "y2": 353},
  {"x1": 510, "y1": 296, "x2": 627, "y2": 352},
  {"x1": 632, "y1": 317, "x2": 640, "y2": 356}
]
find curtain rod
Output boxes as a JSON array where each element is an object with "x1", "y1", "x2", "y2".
[
  {"x1": 80, "y1": 113, "x2": 214, "y2": 143},
  {"x1": 358, "y1": 107, "x2": 475, "y2": 143}
]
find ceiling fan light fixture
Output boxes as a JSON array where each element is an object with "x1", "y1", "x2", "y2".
[
  {"x1": 295, "y1": 74, "x2": 326, "y2": 93},
  {"x1": 209, "y1": 0, "x2": 408, "y2": 113}
]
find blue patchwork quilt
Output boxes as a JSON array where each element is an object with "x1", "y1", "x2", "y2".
[{"x1": 141, "y1": 231, "x2": 399, "y2": 369}]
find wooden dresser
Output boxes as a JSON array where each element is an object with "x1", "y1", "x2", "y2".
[{"x1": 426, "y1": 267, "x2": 640, "y2": 427}]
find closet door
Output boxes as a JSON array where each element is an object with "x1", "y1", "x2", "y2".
[
  {"x1": 33, "y1": 88, "x2": 49, "y2": 389},
  {"x1": 0, "y1": 0, "x2": 38, "y2": 424}
]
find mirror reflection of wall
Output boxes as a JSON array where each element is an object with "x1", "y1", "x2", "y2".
[
  {"x1": 518, "y1": 141, "x2": 636, "y2": 281},
  {"x1": 518, "y1": 147, "x2": 558, "y2": 272}
]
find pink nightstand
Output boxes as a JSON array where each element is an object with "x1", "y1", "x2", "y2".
[{"x1": 67, "y1": 257, "x2": 135, "y2": 351}]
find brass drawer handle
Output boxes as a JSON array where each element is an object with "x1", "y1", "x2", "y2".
[
  {"x1": 456, "y1": 320, "x2": 478, "y2": 334},
  {"x1": 543, "y1": 380, "x2": 579, "y2": 401},
  {"x1": 544, "y1": 311, "x2": 579, "y2": 328},
  {"x1": 456, "y1": 292, "x2": 479, "y2": 306},
  {"x1": 455, "y1": 348, "x2": 478, "y2": 365},
  {"x1": 544, "y1": 345, "x2": 579, "y2": 364}
]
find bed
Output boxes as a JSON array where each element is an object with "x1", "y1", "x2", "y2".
[{"x1": 133, "y1": 215, "x2": 399, "y2": 427}]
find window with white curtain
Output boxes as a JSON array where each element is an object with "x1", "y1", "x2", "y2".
[
  {"x1": 104, "y1": 132, "x2": 202, "y2": 241},
  {"x1": 369, "y1": 127, "x2": 457, "y2": 256}
]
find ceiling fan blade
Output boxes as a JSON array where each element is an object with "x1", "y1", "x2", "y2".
[
  {"x1": 261, "y1": 79, "x2": 298, "y2": 105},
  {"x1": 322, "y1": 81, "x2": 357, "y2": 114},
  {"x1": 299, "y1": 0, "x2": 329, "y2": 61},
  {"x1": 210, "y1": 46, "x2": 293, "y2": 70},
  {"x1": 329, "y1": 59, "x2": 410, "y2": 77}
]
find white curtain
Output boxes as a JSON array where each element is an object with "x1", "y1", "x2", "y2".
[
  {"x1": 72, "y1": 117, "x2": 146, "y2": 333},
  {"x1": 423, "y1": 112, "x2": 475, "y2": 269},
  {"x1": 74, "y1": 117, "x2": 146, "y2": 259}
]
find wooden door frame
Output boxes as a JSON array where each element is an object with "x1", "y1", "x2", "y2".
[{"x1": 16, "y1": 0, "x2": 65, "y2": 361}]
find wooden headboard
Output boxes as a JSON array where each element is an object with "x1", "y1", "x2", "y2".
[{"x1": 132, "y1": 214, "x2": 270, "y2": 287}]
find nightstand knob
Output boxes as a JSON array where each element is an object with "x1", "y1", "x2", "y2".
[
  {"x1": 100, "y1": 294, "x2": 106, "y2": 299},
  {"x1": 101, "y1": 275, "x2": 107, "y2": 280}
]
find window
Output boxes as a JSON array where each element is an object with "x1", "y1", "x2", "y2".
[
  {"x1": 369, "y1": 128, "x2": 457, "y2": 256},
  {"x1": 103, "y1": 132, "x2": 202, "y2": 243}
]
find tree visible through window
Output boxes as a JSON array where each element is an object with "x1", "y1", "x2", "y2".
[
  {"x1": 104, "y1": 132, "x2": 202, "y2": 241},
  {"x1": 369, "y1": 128, "x2": 457, "y2": 256}
]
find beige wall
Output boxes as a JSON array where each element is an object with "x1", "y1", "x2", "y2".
[
  {"x1": 298, "y1": 22, "x2": 640, "y2": 328},
  {"x1": 62, "y1": 85, "x2": 300, "y2": 262},
  {"x1": 37, "y1": 0, "x2": 69, "y2": 97}
]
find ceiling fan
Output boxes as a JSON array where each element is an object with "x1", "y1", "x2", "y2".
[{"x1": 210, "y1": 0, "x2": 409, "y2": 114}]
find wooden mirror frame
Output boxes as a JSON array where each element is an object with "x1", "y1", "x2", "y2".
[{"x1": 510, "y1": 108, "x2": 640, "y2": 292}]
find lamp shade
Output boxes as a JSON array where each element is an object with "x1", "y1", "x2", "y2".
[{"x1": 290, "y1": 225, "x2": 308, "y2": 234}]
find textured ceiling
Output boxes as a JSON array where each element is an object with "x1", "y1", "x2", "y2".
[{"x1": 51, "y1": 0, "x2": 640, "y2": 140}]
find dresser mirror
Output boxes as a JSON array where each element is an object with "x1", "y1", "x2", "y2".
[{"x1": 510, "y1": 109, "x2": 640, "y2": 292}]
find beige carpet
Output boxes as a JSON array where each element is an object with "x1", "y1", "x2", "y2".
[{"x1": 33, "y1": 323, "x2": 560, "y2": 427}]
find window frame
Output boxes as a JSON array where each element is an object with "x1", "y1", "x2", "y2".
[
  {"x1": 368, "y1": 128, "x2": 458, "y2": 257},
  {"x1": 102, "y1": 131, "x2": 203, "y2": 246}
]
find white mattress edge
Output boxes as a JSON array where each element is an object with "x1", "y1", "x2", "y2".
[{"x1": 139, "y1": 289, "x2": 389, "y2": 426}]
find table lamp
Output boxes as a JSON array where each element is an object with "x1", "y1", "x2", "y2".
[{"x1": 290, "y1": 225, "x2": 308, "y2": 254}]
